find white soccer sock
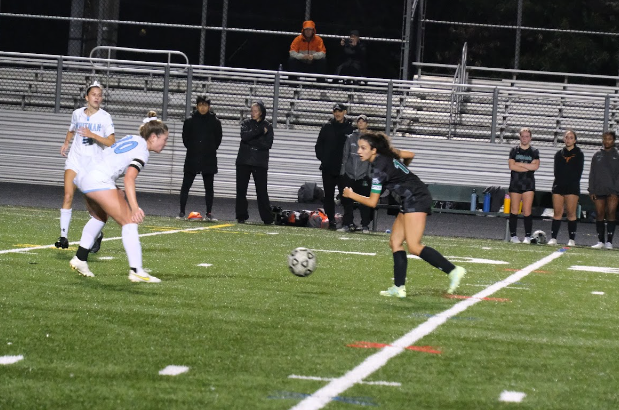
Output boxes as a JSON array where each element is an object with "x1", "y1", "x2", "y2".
[
  {"x1": 60, "y1": 208, "x2": 72, "y2": 238},
  {"x1": 122, "y1": 223, "x2": 142, "y2": 271},
  {"x1": 79, "y1": 218, "x2": 106, "y2": 249}
]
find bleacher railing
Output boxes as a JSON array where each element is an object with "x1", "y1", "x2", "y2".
[{"x1": 1, "y1": 51, "x2": 617, "y2": 149}]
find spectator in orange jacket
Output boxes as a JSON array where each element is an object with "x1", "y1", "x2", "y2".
[{"x1": 288, "y1": 20, "x2": 327, "y2": 77}]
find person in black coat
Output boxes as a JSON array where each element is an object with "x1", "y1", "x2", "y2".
[
  {"x1": 235, "y1": 100, "x2": 274, "y2": 224},
  {"x1": 179, "y1": 96, "x2": 223, "y2": 221},
  {"x1": 315, "y1": 103, "x2": 354, "y2": 229}
]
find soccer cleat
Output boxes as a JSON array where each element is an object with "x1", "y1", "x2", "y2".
[
  {"x1": 55, "y1": 236, "x2": 69, "y2": 249},
  {"x1": 89, "y1": 232, "x2": 103, "y2": 254},
  {"x1": 510, "y1": 236, "x2": 521, "y2": 244},
  {"x1": 547, "y1": 238, "x2": 558, "y2": 246},
  {"x1": 567, "y1": 239, "x2": 576, "y2": 247},
  {"x1": 522, "y1": 236, "x2": 532, "y2": 244},
  {"x1": 447, "y1": 266, "x2": 466, "y2": 294},
  {"x1": 128, "y1": 269, "x2": 161, "y2": 283},
  {"x1": 591, "y1": 242, "x2": 604, "y2": 249},
  {"x1": 605, "y1": 242, "x2": 613, "y2": 250},
  {"x1": 361, "y1": 226, "x2": 370, "y2": 234},
  {"x1": 379, "y1": 285, "x2": 406, "y2": 298},
  {"x1": 204, "y1": 213, "x2": 218, "y2": 222},
  {"x1": 176, "y1": 212, "x2": 185, "y2": 219},
  {"x1": 69, "y1": 256, "x2": 94, "y2": 277}
]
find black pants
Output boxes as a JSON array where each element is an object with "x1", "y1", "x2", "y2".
[
  {"x1": 321, "y1": 171, "x2": 345, "y2": 226},
  {"x1": 236, "y1": 164, "x2": 273, "y2": 223},
  {"x1": 288, "y1": 57, "x2": 327, "y2": 75},
  {"x1": 180, "y1": 172, "x2": 214, "y2": 214},
  {"x1": 340, "y1": 175, "x2": 372, "y2": 227}
]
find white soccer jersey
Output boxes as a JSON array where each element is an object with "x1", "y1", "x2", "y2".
[
  {"x1": 68, "y1": 107, "x2": 115, "y2": 158},
  {"x1": 94, "y1": 135, "x2": 150, "y2": 182}
]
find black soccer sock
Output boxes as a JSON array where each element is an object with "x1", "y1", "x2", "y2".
[
  {"x1": 76, "y1": 246, "x2": 89, "y2": 262},
  {"x1": 509, "y1": 213, "x2": 518, "y2": 237},
  {"x1": 393, "y1": 251, "x2": 407, "y2": 287},
  {"x1": 551, "y1": 219, "x2": 561, "y2": 239},
  {"x1": 419, "y1": 246, "x2": 456, "y2": 274},
  {"x1": 607, "y1": 221, "x2": 616, "y2": 244},
  {"x1": 596, "y1": 221, "x2": 606, "y2": 242},
  {"x1": 567, "y1": 220, "x2": 577, "y2": 241},
  {"x1": 524, "y1": 215, "x2": 533, "y2": 237}
]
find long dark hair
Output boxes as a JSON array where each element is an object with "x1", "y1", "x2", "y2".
[{"x1": 359, "y1": 132, "x2": 399, "y2": 160}]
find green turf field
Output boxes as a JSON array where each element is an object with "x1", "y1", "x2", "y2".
[{"x1": 1, "y1": 205, "x2": 618, "y2": 409}]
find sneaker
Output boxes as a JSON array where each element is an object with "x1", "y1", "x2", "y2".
[
  {"x1": 361, "y1": 226, "x2": 370, "y2": 234},
  {"x1": 69, "y1": 256, "x2": 94, "y2": 277},
  {"x1": 379, "y1": 285, "x2": 406, "y2": 298},
  {"x1": 447, "y1": 266, "x2": 466, "y2": 294},
  {"x1": 328, "y1": 223, "x2": 337, "y2": 231},
  {"x1": 567, "y1": 239, "x2": 576, "y2": 247},
  {"x1": 591, "y1": 242, "x2": 604, "y2": 249},
  {"x1": 203, "y1": 213, "x2": 218, "y2": 222},
  {"x1": 337, "y1": 225, "x2": 350, "y2": 232},
  {"x1": 89, "y1": 232, "x2": 103, "y2": 254},
  {"x1": 128, "y1": 269, "x2": 161, "y2": 283},
  {"x1": 237, "y1": 219, "x2": 246, "y2": 224},
  {"x1": 522, "y1": 237, "x2": 532, "y2": 244},
  {"x1": 176, "y1": 212, "x2": 185, "y2": 219},
  {"x1": 605, "y1": 242, "x2": 613, "y2": 250},
  {"x1": 54, "y1": 236, "x2": 69, "y2": 249},
  {"x1": 510, "y1": 236, "x2": 521, "y2": 244},
  {"x1": 547, "y1": 238, "x2": 558, "y2": 246}
]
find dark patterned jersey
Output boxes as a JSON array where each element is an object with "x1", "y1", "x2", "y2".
[
  {"x1": 509, "y1": 145, "x2": 539, "y2": 192},
  {"x1": 370, "y1": 154, "x2": 429, "y2": 204}
]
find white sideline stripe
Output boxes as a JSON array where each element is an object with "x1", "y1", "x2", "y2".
[
  {"x1": 569, "y1": 265, "x2": 619, "y2": 274},
  {"x1": 289, "y1": 249, "x2": 567, "y2": 410},
  {"x1": 0, "y1": 355, "x2": 24, "y2": 365},
  {"x1": 288, "y1": 375, "x2": 401, "y2": 387},
  {"x1": 313, "y1": 249, "x2": 376, "y2": 256},
  {"x1": 0, "y1": 224, "x2": 233, "y2": 255}
]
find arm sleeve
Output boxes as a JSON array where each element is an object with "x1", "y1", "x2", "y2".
[
  {"x1": 214, "y1": 119, "x2": 223, "y2": 149},
  {"x1": 240, "y1": 120, "x2": 263, "y2": 142},
  {"x1": 576, "y1": 150, "x2": 585, "y2": 178},
  {"x1": 68, "y1": 111, "x2": 78, "y2": 132},
  {"x1": 553, "y1": 151, "x2": 560, "y2": 178},
  {"x1": 255, "y1": 123, "x2": 274, "y2": 150},
  {"x1": 588, "y1": 154, "x2": 597, "y2": 193},
  {"x1": 312, "y1": 38, "x2": 326, "y2": 60},
  {"x1": 340, "y1": 135, "x2": 351, "y2": 175},
  {"x1": 315, "y1": 128, "x2": 325, "y2": 162},
  {"x1": 289, "y1": 37, "x2": 304, "y2": 60},
  {"x1": 104, "y1": 114, "x2": 115, "y2": 137},
  {"x1": 182, "y1": 119, "x2": 190, "y2": 148}
]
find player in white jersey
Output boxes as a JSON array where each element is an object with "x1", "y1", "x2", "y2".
[
  {"x1": 56, "y1": 81, "x2": 115, "y2": 250},
  {"x1": 69, "y1": 111, "x2": 169, "y2": 283}
]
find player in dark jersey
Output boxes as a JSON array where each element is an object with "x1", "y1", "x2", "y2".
[
  {"x1": 548, "y1": 130, "x2": 584, "y2": 246},
  {"x1": 508, "y1": 128, "x2": 540, "y2": 244},
  {"x1": 342, "y1": 132, "x2": 466, "y2": 298}
]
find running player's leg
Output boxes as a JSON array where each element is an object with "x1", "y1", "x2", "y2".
[{"x1": 56, "y1": 169, "x2": 77, "y2": 248}]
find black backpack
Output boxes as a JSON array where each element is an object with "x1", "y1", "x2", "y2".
[{"x1": 298, "y1": 182, "x2": 325, "y2": 203}]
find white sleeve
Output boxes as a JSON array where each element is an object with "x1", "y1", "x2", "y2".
[
  {"x1": 68, "y1": 110, "x2": 78, "y2": 132},
  {"x1": 104, "y1": 114, "x2": 115, "y2": 138}
]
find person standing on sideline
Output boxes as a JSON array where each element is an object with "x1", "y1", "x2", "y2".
[
  {"x1": 315, "y1": 103, "x2": 354, "y2": 230},
  {"x1": 235, "y1": 101, "x2": 274, "y2": 224},
  {"x1": 178, "y1": 96, "x2": 223, "y2": 221},
  {"x1": 508, "y1": 128, "x2": 540, "y2": 244},
  {"x1": 57, "y1": 81, "x2": 115, "y2": 252},
  {"x1": 548, "y1": 130, "x2": 584, "y2": 246},
  {"x1": 70, "y1": 111, "x2": 169, "y2": 282},
  {"x1": 588, "y1": 131, "x2": 619, "y2": 249},
  {"x1": 342, "y1": 132, "x2": 466, "y2": 297},
  {"x1": 339, "y1": 114, "x2": 372, "y2": 233}
]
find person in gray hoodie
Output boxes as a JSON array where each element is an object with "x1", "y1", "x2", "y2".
[
  {"x1": 588, "y1": 131, "x2": 619, "y2": 249},
  {"x1": 338, "y1": 115, "x2": 372, "y2": 232}
]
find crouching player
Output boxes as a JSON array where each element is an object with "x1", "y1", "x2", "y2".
[
  {"x1": 70, "y1": 111, "x2": 168, "y2": 282},
  {"x1": 342, "y1": 132, "x2": 466, "y2": 297}
]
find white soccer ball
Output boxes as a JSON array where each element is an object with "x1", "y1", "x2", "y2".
[
  {"x1": 531, "y1": 230, "x2": 548, "y2": 245},
  {"x1": 287, "y1": 247, "x2": 317, "y2": 277}
]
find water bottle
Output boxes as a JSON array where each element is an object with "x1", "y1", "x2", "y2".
[
  {"x1": 483, "y1": 192, "x2": 491, "y2": 213},
  {"x1": 470, "y1": 189, "x2": 477, "y2": 212},
  {"x1": 503, "y1": 194, "x2": 511, "y2": 214}
]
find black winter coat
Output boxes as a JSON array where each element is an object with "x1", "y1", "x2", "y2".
[
  {"x1": 315, "y1": 117, "x2": 354, "y2": 175},
  {"x1": 236, "y1": 118, "x2": 274, "y2": 169},
  {"x1": 182, "y1": 110, "x2": 223, "y2": 174}
]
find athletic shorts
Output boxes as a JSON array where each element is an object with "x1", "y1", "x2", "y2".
[
  {"x1": 65, "y1": 150, "x2": 95, "y2": 173},
  {"x1": 396, "y1": 191, "x2": 433, "y2": 215},
  {"x1": 74, "y1": 169, "x2": 116, "y2": 194},
  {"x1": 552, "y1": 183, "x2": 580, "y2": 196}
]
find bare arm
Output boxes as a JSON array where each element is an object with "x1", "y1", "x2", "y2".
[
  {"x1": 342, "y1": 187, "x2": 381, "y2": 208},
  {"x1": 79, "y1": 128, "x2": 116, "y2": 147},
  {"x1": 394, "y1": 148, "x2": 415, "y2": 166},
  {"x1": 61, "y1": 130, "x2": 75, "y2": 157},
  {"x1": 123, "y1": 167, "x2": 144, "y2": 224},
  {"x1": 508, "y1": 158, "x2": 535, "y2": 172}
]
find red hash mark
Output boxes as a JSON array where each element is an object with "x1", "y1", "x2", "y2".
[
  {"x1": 445, "y1": 294, "x2": 510, "y2": 302},
  {"x1": 504, "y1": 268, "x2": 550, "y2": 274},
  {"x1": 347, "y1": 341, "x2": 441, "y2": 354}
]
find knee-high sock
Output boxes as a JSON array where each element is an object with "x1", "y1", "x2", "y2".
[
  {"x1": 551, "y1": 219, "x2": 561, "y2": 239},
  {"x1": 393, "y1": 251, "x2": 407, "y2": 287},
  {"x1": 524, "y1": 215, "x2": 533, "y2": 237},
  {"x1": 596, "y1": 221, "x2": 606, "y2": 242},
  {"x1": 79, "y1": 218, "x2": 105, "y2": 250},
  {"x1": 607, "y1": 221, "x2": 616, "y2": 244},
  {"x1": 419, "y1": 246, "x2": 456, "y2": 274},
  {"x1": 122, "y1": 223, "x2": 142, "y2": 271},
  {"x1": 60, "y1": 208, "x2": 72, "y2": 238},
  {"x1": 567, "y1": 220, "x2": 577, "y2": 240},
  {"x1": 509, "y1": 213, "x2": 518, "y2": 237}
]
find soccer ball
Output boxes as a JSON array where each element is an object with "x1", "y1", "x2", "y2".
[
  {"x1": 531, "y1": 230, "x2": 548, "y2": 245},
  {"x1": 287, "y1": 247, "x2": 317, "y2": 277}
]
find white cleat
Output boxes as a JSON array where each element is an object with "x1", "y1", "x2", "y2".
[
  {"x1": 522, "y1": 236, "x2": 532, "y2": 244},
  {"x1": 567, "y1": 239, "x2": 576, "y2": 247},
  {"x1": 605, "y1": 242, "x2": 613, "y2": 250},
  {"x1": 70, "y1": 256, "x2": 94, "y2": 277},
  {"x1": 591, "y1": 242, "x2": 604, "y2": 249},
  {"x1": 547, "y1": 238, "x2": 558, "y2": 246},
  {"x1": 128, "y1": 269, "x2": 161, "y2": 283},
  {"x1": 510, "y1": 236, "x2": 521, "y2": 244}
]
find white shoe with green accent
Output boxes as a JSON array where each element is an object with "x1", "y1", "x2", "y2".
[
  {"x1": 379, "y1": 285, "x2": 406, "y2": 298},
  {"x1": 447, "y1": 266, "x2": 466, "y2": 294},
  {"x1": 70, "y1": 256, "x2": 94, "y2": 277},
  {"x1": 129, "y1": 269, "x2": 161, "y2": 283}
]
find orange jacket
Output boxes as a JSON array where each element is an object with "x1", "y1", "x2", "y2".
[{"x1": 289, "y1": 20, "x2": 326, "y2": 60}]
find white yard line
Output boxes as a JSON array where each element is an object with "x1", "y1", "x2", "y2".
[
  {"x1": 288, "y1": 375, "x2": 401, "y2": 387},
  {"x1": 312, "y1": 249, "x2": 376, "y2": 256},
  {"x1": 289, "y1": 248, "x2": 568, "y2": 410}
]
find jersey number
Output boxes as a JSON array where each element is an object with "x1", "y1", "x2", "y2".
[
  {"x1": 393, "y1": 159, "x2": 410, "y2": 174},
  {"x1": 112, "y1": 137, "x2": 138, "y2": 154}
]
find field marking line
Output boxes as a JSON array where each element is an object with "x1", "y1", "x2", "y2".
[
  {"x1": 313, "y1": 249, "x2": 376, "y2": 256},
  {"x1": 289, "y1": 248, "x2": 568, "y2": 410},
  {"x1": 0, "y1": 224, "x2": 233, "y2": 255},
  {"x1": 288, "y1": 375, "x2": 401, "y2": 387}
]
